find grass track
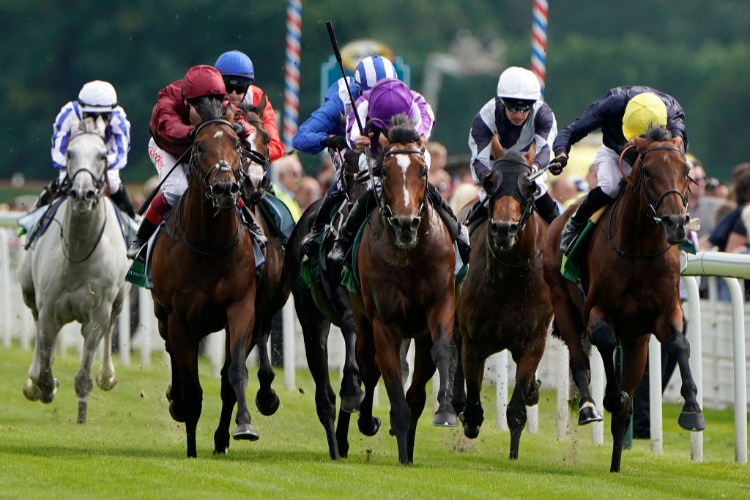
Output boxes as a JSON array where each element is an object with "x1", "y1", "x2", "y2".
[{"x1": 0, "y1": 343, "x2": 747, "y2": 499}]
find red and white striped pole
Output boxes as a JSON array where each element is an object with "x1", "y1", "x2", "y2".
[
  {"x1": 283, "y1": 0, "x2": 302, "y2": 148},
  {"x1": 531, "y1": 0, "x2": 548, "y2": 96}
]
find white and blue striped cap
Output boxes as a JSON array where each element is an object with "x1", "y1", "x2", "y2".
[{"x1": 354, "y1": 56, "x2": 396, "y2": 94}]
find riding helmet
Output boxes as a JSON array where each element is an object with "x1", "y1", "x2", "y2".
[
  {"x1": 182, "y1": 65, "x2": 227, "y2": 99},
  {"x1": 496, "y1": 67, "x2": 541, "y2": 101},
  {"x1": 214, "y1": 50, "x2": 255, "y2": 86},
  {"x1": 78, "y1": 81, "x2": 118, "y2": 113},
  {"x1": 367, "y1": 78, "x2": 414, "y2": 130},
  {"x1": 354, "y1": 55, "x2": 397, "y2": 94},
  {"x1": 622, "y1": 92, "x2": 668, "y2": 140}
]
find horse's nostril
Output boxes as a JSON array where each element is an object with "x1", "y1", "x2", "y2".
[
  {"x1": 70, "y1": 190, "x2": 78, "y2": 200},
  {"x1": 85, "y1": 190, "x2": 96, "y2": 201},
  {"x1": 230, "y1": 184, "x2": 240, "y2": 195},
  {"x1": 510, "y1": 223, "x2": 519, "y2": 234},
  {"x1": 411, "y1": 218, "x2": 420, "y2": 230}
]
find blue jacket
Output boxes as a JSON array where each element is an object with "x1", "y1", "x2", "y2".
[
  {"x1": 553, "y1": 86, "x2": 687, "y2": 156},
  {"x1": 292, "y1": 77, "x2": 358, "y2": 155}
]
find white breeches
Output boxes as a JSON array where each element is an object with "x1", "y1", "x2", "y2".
[
  {"x1": 148, "y1": 137, "x2": 189, "y2": 206},
  {"x1": 595, "y1": 145, "x2": 632, "y2": 198}
]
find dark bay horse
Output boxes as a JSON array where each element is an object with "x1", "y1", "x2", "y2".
[
  {"x1": 285, "y1": 148, "x2": 366, "y2": 460},
  {"x1": 350, "y1": 116, "x2": 456, "y2": 465},
  {"x1": 542, "y1": 126, "x2": 704, "y2": 472},
  {"x1": 236, "y1": 96, "x2": 290, "y2": 418},
  {"x1": 150, "y1": 99, "x2": 258, "y2": 457},
  {"x1": 453, "y1": 149, "x2": 552, "y2": 460}
]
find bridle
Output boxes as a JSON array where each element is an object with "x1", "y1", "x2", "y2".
[
  {"x1": 378, "y1": 147, "x2": 429, "y2": 231},
  {"x1": 486, "y1": 156, "x2": 537, "y2": 233},
  {"x1": 240, "y1": 117, "x2": 272, "y2": 198},
  {"x1": 66, "y1": 132, "x2": 109, "y2": 206},
  {"x1": 189, "y1": 119, "x2": 245, "y2": 209}
]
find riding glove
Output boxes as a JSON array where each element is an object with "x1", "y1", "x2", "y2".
[
  {"x1": 548, "y1": 154, "x2": 568, "y2": 176},
  {"x1": 321, "y1": 135, "x2": 348, "y2": 151}
]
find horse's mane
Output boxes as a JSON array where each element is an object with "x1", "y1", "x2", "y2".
[
  {"x1": 640, "y1": 125, "x2": 672, "y2": 142},
  {"x1": 387, "y1": 113, "x2": 420, "y2": 145},
  {"x1": 192, "y1": 96, "x2": 226, "y2": 122}
]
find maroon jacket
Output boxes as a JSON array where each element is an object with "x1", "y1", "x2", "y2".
[{"x1": 149, "y1": 79, "x2": 252, "y2": 157}]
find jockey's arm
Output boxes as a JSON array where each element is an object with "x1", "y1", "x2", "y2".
[
  {"x1": 254, "y1": 90, "x2": 285, "y2": 162},
  {"x1": 106, "y1": 109, "x2": 131, "y2": 170},
  {"x1": 51, "y1": 102, "x2": 76, "y2": 170}
]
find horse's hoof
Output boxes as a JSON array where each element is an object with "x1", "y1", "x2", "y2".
[
  {"x1": 358, "y1": 415, "x2": 381, "y2": 437},
  {"x1": 22, "y1": 379, "x2": 40, "y2": 401},
  {"x1": 604, "y1": 390, "x2": 628, "y2": 414},
  {"x1": 463, "y1": 422, "x2": 480, "y2": 439},
  {"x1": 168, "y1": 401, "x2": 185, "y2": 423},
  {"x1": 255, "y1": 391, "x2": 280, "y2": 416},
  {"x1": 232, "y1": 423, "x2": 260, "y2": 441},
  {"x1": 578, "y1": 402, "x2": 603, "y2": 425},
  {"x1": 96, "y1": 372, "x2": 117, "y2": 391},
  {"x1": 39, "y1": 379, "x2": 59, "y2": 404},
  {"x1": 341, "y1": 392, "x2": 365, "y2": 413},
  {"x1": 432, "y1": 411, "x2": 458, "y2": 427},
  {"x1": 213, "y1": 447, "x2": 229, "y2": 455},
  {"x1": 678, "y1": 411, "x2": 707, "y2": 432}
]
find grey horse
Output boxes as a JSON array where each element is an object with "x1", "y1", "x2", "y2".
[{"x1": 19, "y1": 116, "x2": 129, "y2": 423}]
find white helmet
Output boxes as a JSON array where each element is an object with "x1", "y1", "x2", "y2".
[
  {"x1": 496, "y1": 67, "x2": 541, "y2": 101},
  {"x1": 78, "y1": 81, "x2": 118, "y2": 113}
]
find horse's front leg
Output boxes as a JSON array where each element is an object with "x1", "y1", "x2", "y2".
[
  {"x1": 656, "y1": 309, "x2": 706, "y2": 432},
  {"x1": 406, "y1": 336, "x2": 436, "y2": 463},
  {"x1": 508, "y1": 332, "x2": 546, "y2": 460},
  {"x1": 167, "y1": 317, "x2": 202, "y2": 458},
  {"x1": 587, "y1": 307, "x2": 628, "y2": 415},
  {"x1": 75, "y1": 309, "x2": 111, "y2": 423},
  {"x1": 214, "y1": 331, "x2": 238, "y2": 455},
  {"x1": 254, "y1": 319, "x2": 280, "y2": 416},
  {"x1": 23, "y1": 311, "x2": 60, "y2": 404},
  {"x1": 96, "y1": 304, "x2": 120, "y2": 392},
  {"x1": 335, "y1": 289, "x2": 365, "y2": 413},
  {"x1": 355, "y1": 313, "x2": 382, "y2": 439},
  {"x1": 427, "y1": 301, "x2": 457, "y2": 427},
  {"x1": 451, "y1": 334, "x2": 466, "y2": 416},
  {"x1": 226, "y1": 298, "x2": 258, "y2": 442},
  {"x1": 459, "y1": 335, "x2": 486, "y2": 439}
]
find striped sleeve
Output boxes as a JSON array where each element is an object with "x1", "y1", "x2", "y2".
[
  {"x1": 532, "y1": 103, "x2": 557, "y2": 170},
  {"x1": 468, "y1": 99, "x2": 497, "y2": 183},
  {"x1": 412, "y1": 91, "x2": 434, "y2": 139},
  {"x1": 51, "y1": 102, "x2": 79, "y2": 170},
  {"x1": 106, "y1": 107, "x2": 131, "y2": 170},
  {"x1": 347, "y1": 97, "x2": 369, "y2": 151}
]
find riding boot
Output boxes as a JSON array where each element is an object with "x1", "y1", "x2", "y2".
[
  {"x1": 109, "y1": 185, "x2": 136, "y2": 219},
  {"x1": 127, "y1": 218, "x2": 158, "y2": 261},
  {"x1": 427, "y1": 184, "x2": 471, "y2": 264},
  {"x1": 301, "y1": 189, "x2": 346, "y2": 257},
  {"x1": 32, "y1": 177, "x2": 61, "y2": 210},
  {"x1": 534, "y1": 192, "x2": 561, "y2": 226},
  {"x1": 240, "y1": 204, "x2": 268, "y2": 248},
  {"x1": 560, "y1": 187, "x2": 613, "y2": 256},
  {"x1": 328, "y1": 189, "x2": 377, "y2": 264}
]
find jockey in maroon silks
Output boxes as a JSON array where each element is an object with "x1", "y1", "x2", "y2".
[{"x1": 127, "y1": 65, "x2": 262, "y2": 261}]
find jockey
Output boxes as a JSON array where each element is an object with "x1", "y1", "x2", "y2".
[
  {"x1": 549, "y1": 87, "x2": 688, "y2": 255},
  {"x1": 214, "y1": 50, "x2": 285, "y2": 163},
  {"x1": 468, "y1": 66, "x2": 560, "y2": 225},
  {"x1": 126, "y1": 65, "x2": 264, "y2": 261},
  {"x1": 294, "y1": 55, "x2": 397, "y2": 256},
  {"x1": 40, "y1": 80, "x2": 134, "y2": 217},
  {"x1": 327, "y1": 77, "x2": 471, "y2": 264}
]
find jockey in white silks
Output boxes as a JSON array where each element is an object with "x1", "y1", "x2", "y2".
[{"x1": 41, "y1": 80, "x2": 135, "y2": 217}]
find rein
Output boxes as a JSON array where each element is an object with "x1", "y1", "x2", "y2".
[
  {"x1": 165, "y1": 194, "x2": 242, "y2": 257},
  {"x1": 56, "y1": 206, "x2": 109, "y2": 264},
  {"x1": 487, "y1": 157, "x2": 536, "y2": 232},
  {"x1": 379, "y1": 148, "x2": 428, "y2": 231},
  {"x1": 190, "y1": 119, "x2": 245, "y2": 210}
]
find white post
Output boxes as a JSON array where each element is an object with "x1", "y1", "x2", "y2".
[
  {"x1": 138, "y1": 287, "x2": 152, "y2": 367},
  {"x1": 557, "y1": 342, "x2": 570, "y2": 439},
  {"x1": 527, "y1": 369, "x2": 539, "y2": 434},
  {"x1": 282, "y1": 297, "x2": 296, "y2": 392},
  {"x1": 118, "y1": 292, "x2": 131, "y2": 366},
  {"x1": 707, "y1": 276, "x2": 720, "y2": 409},
  {"x1": 495, "y1": 351, "x2": 508, "y2": 432},
  {"x1": 648, "y1": 334, "x2": 663, "y2": 455},
  {"x1": 208, "y1": 330, "x2": 225, "y2": 379},
  {"x1": 21, "y1": 305, "x2": 32, "y2": 350},
  {"x1": 684, "y1": 276, "x2": 703, "y2": 462},
  {"x1": 0, "y1": 230, "x2": 11, "y2": 348},
  {"x1": 590, "y1": 349, "x2": 604, "y2": 445},
  {"x1": 722, "y1": 277, "x2": 747, "y2": 464}
]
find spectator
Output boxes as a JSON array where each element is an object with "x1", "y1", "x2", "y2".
[
  {"x1": 457, "y1": 167, "x2": 474, "y2": 185},
  {"x1": 272, "y1": 154, "x2": 304, "y2": 221},
  {"x1": 430, "y1": 168, "x2": 454, "y2": 201},
  {"x1": 296, "y1": 176, "x2": 323, "y2": 212},
  {"x1": 585, "y1": 163, "x2": 597, "y2": 191},
  {"x1": 426, "y1": 141, "x2": 448, "y2": 171},
  {"x1": 449, "y1": 182, "x2": 479, "y2": 215},
  {"x1": 688, "y1": 161, "x2": 722, "y2": 241},
  {"x1": 317, "y1": 153, "x2": 336, "y2": 190},
  {"x1": 705, "y1": 178, "x2": 729, "y2": 200},
  {"x1": 549, "y1": 177, "x2": 580, "y2": 209}
]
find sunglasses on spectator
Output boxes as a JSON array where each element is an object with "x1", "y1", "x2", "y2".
[
  {"x1": 225, "y1": 83, "x2": 249, "y2": 95},
  {"x1": 502, "y1": 99, "x2": 534, "y2": 113}
]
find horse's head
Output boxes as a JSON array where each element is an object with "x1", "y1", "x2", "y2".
[
  {"x1": 66, "y1": 116, "x2": 108, "y2": 212},
  {"x1": 379, "y1": 114, "x2": 427, "y2": 249},
  {"x1": 482, "y1": 149, "x2": 537, "y2": 251},
  {"x1": 189, "y1": 97, "x2": 243, "y2": 212},
  {"x1": 631, "y1": 126, "x2": 690, "y2": 244},
  {"x1": 238, "y1": 94, "x2": 271, "y2": 206}
]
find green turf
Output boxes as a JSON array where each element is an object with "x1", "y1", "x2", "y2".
[{"x1": 0, "y1": 343, "x2": 747, "y2": 499}]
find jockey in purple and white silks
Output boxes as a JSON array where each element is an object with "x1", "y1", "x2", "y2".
[
  {"x1": 327, "y1": 77, "x2": 470, "y2": 265},
  {"x1": 294, "y1": 55, "x2": 397, "y2": 256},
  {"x1": 468, "y1": 66, "x2": 560, "y2": 226},
  {"x1": 39, "y1": 80, "x2": 135, "y2": 218}
]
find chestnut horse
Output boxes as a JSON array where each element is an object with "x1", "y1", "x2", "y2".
[
  {"x1": 542, "y1": 126, "x2": 704, "y2": 472},
  {"x1": 150, "y1": 99, "x2": 258, "y2": 457},
  {"x1": 453, "y1": 149, "x2": 552, "y2": 460},
  {"x1": 236, "y1": 96, "x2": 290, "y2": 418},
  {"x1": 285, "y1": 149, "x2": 366, "y2": 460},
  {"x1": 350, "y1": 115, "x2": 456, "y2": 465}
]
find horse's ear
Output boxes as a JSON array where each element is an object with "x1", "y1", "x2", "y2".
[
  {"x1": 257, "y1": 93, "x2": 267, "y2": 115},
  {"x1": 671, "y1": 136, "x2": 684, "y2": 150},
  {"x1": 94, "y1": 116, "x2": 107, "y2": 137},
  {"x1": 491, "y1": 134, "x2": 505, "y2": 160},
  {"x1": 225, "y1": 102, "x2": 236, "y2": 124},
  {"x1": 524, "y1": 142, "x2": 536, "y2": 166},
  {"x1": 483, "y1": 171, "x2": 498, "y2": 194},
  {"x1": 633, "y1": 135, "x2": 648, "y2": 152}
]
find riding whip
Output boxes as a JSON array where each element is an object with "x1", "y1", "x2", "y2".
[{"x1": 325, "y1": 21, "x2": 378, "y2": 196}]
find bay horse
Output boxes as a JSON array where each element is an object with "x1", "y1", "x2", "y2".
[
  {"x1": 236, "y1": 96, "x2": 290, "y2": 418},
  {"x1": 350, "y1": 114, "x2": 456, "y2": 465},
  {"x1": 453, "y1": 149, "x2": 552, "y2": 460},
  {"x1": 542, "y1": 126, "x2": 704, "y2": 472},
  {"x1": 285, "y1": 148, "x2": 367, "y2": 460},
  {"x1": 150, "y1": 99, "x2": 258, "y2": 457},
  {"x1": 19, "y1": 116, "x2": 128, "y2": 424}
]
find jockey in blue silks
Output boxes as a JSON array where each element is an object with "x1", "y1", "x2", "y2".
[
  {"x1": 294, "y1": 55, "x2": 397, "y2": 256},
  {"x1": 40, "y1": 80, "x2": 135, "y2": 218}
]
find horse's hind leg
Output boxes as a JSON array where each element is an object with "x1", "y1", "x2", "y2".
[
  {"x1": 336, "y1": 295, "x2": 365, "y2": 413},
  {"x1": 451, "y1": 334, "x2": 466, "y2": 416},
  {"x1": 460, "y1": 335, "x2": 486, "y2": 439},
  {"x1": 355, "y1": 316, "x2": 382, "y2": 440},
  {"x1": 609, "y1": 338, "x2": 648, "y2": 472},
  {"x1": 659, "y1": 313, "x2": 706, "y2": 432},
  {"x1": 96, "y1": 300, "x2": 121, "y2": 392},
  {"x1": 214, "y1": 341, "x2": 238, "y2": 455},
  {"x1": 254, "y1": 319, "x2": 280, "y2": 416},
  {"x1": 588, "y1": 308, "x2": 628, "y2": 415},
  {"x1": 406, "y1": 336, "x2": 436, "y2": 463},
  {"x1": 75, "y1": 315, "x2": 109, "y2": 424},
  {"x1": 23, "y1": 311, "x2": 60, "y2": 404},
  {"x1": 168, "y1": 319, "x2": 203, "y2": 458},
  {"x1": 428, "y1": 302, "x2": 457, "y2": 427},
  {"x1": 508, "y1": 332, "x2": 546, "y2": 460},
  {"x1": 226, "y1": 301, "x2": 258, "y2": 444}
]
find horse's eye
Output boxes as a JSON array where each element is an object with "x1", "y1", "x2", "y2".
[
  {"x1": 643, "y1": 168, "x2": 652, "y2": 179},
  {"x1": 421, "y1": 167, "x2": 427, "y2": 178}
]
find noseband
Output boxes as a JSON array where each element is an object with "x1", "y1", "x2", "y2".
[
  {"x1": 487, "y1": 157, "x2": 536, "y2": 231},
  {"x1": 67, "y1": 132, "x2": 109, "y2": 205},
  {"x1": 379, "y1": 148, "x2": 427, "y2": 230},
  {"x1": 190, "y1": 119, "x2": 244, "y2": 208}
]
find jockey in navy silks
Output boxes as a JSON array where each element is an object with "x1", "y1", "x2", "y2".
[
  {"x1": 326, "y1": 77, "x2": 471, "y2": 265},
  {"x1": 294, "y1": 55, "x2": 397, "y2": 256},
  {"x1": 548, "y1": 87, "x2": 688, "y2": 255}
]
